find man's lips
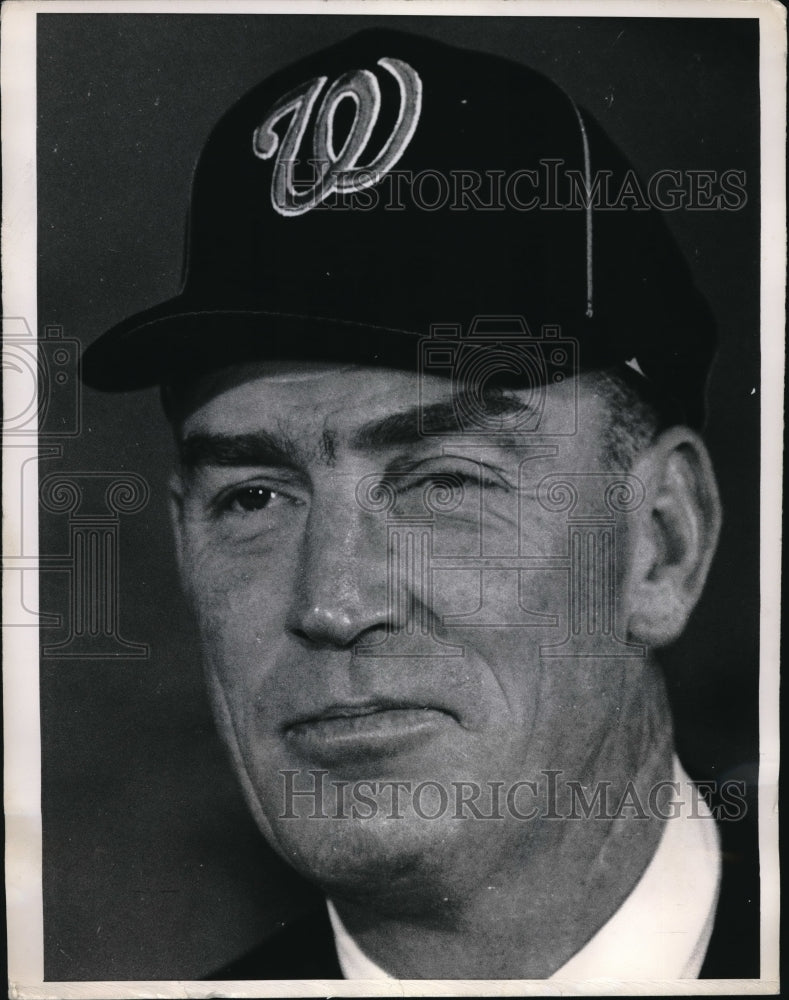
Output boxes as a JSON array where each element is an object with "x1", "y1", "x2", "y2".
[{"x1": 283, "y1": 702, "x2": 457, "y2": 763}]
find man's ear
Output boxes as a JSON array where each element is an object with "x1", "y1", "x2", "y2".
[{"x1": 624, "y1": 426, "x2": 722, "y2": 646}]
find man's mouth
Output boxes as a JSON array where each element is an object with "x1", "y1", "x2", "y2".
[{"x1": 284, "y1": 701, "x2": 457, "y2": 763}]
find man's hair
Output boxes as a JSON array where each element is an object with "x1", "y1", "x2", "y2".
[{"x1": 590, "y1": 367, "x2": 665, "y2": 471}]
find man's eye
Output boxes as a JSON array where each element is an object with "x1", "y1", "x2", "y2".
[
  {"x1": 225, "y1": 486, "x2": 279, "y2": 513},
  {"x1": 452, "y1": 471, "x2": 503, "y2": 490},
  {"x1": 398, "y1": 470, "x2": 505, "y2": 494}
]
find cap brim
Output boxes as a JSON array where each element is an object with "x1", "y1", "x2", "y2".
[{"x1": 81, "y1": 301, "x2": 431, "y2": 391}]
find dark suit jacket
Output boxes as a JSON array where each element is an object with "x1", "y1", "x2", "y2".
[{"x1": 210, "y1": 820, "x2": 760, "y2": 980}]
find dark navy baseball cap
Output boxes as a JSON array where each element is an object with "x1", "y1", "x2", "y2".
[{"x1": 81, "y1": 28, "x2": 716, "y2": 426}]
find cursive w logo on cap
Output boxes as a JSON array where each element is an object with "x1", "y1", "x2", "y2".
[{"x1": 252, "y1": 57, "x2": 422, "y2": 217}]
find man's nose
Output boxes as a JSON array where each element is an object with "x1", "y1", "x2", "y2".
[{"x1": 286, "y1": 487, "x2": 392, "y2": 648}]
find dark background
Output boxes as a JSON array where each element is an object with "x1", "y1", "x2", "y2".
[{"x1": 37, "y1": 13, "x2": 760, "y2": 980}]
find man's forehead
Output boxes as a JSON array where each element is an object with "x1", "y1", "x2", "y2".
[
  {"x1": 175, "y1": 360, "x2": 444, "y2": 424},
  {"x1": 172, "y1": 360, "x2": 592, "y2": 442}
]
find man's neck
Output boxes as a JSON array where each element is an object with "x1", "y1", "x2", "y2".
[{"x1": 329, "y1": 669, "x2": 675, "y2": 979}]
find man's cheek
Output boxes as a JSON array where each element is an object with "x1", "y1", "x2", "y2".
[
  {"x1": 431, "y1": 566, "x2": 569, "y2": 631},
  {"x1": 200, "y1": 632, "x2": 288, "y2": 771},
  {"x1": 179, "y1": 553, "x2": 277, "y2": 704},
  {"x1": 180, "y1": 533, "x2": 286, "y2": 620}
]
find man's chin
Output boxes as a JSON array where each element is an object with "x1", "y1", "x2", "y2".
[{"x1": 259, "y1": 810, "x2": 489, "y2": 908}]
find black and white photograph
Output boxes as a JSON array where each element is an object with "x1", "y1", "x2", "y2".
[{"x1": 2, "y1": 1, "x2": 783, "y2": 995}]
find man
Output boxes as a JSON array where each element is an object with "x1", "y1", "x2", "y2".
[{"x1": 82, "y1": 28, "x2": 735, "y2": 980}]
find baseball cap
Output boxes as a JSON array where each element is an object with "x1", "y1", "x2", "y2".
[{"x1": 81, "y1": 28, "x2": 716, "y2": 426}]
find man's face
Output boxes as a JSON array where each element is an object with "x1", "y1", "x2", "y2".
[{"x1": 172, "y1": 362, "x2": 647, "y2": 905}]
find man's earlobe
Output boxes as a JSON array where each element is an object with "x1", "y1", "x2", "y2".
[{"x1": 625, "y1": 426, "x2": 722, "y2": 646}]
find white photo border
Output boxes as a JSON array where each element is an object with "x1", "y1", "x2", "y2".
[{"x1": 2, "y1": 1, "x2": 783, "y2": 996}]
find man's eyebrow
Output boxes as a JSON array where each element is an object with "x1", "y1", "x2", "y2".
[
  {"x1": 178, "y1": 431, "x2": 299, "y2": 470},
  {"x1": 350, "y1": 392, "x2": 531, "y2": 450},
  {"x1": 178, "y1": 393, "x2": 532, "y2": 467}
]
